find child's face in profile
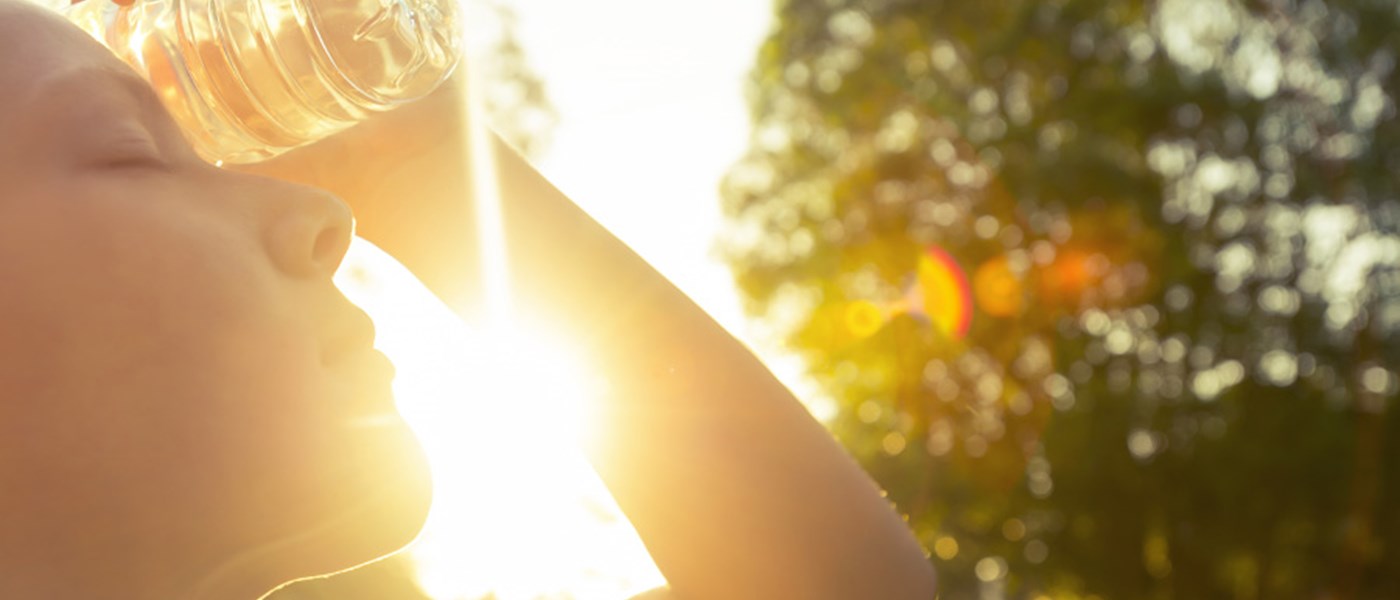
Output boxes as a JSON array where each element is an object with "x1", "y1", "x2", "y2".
[{"x1": 0, "y1": 1, "x2": 429, "y2": 593}]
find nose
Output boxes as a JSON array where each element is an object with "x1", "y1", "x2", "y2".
[{"x1": 263, "y1": 184, "x2": 355, "y2": 279}]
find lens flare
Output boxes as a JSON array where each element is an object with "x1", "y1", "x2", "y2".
[
  {"x1": 973, "y1": 255, "x2": 1025, "y2": 318},
  {"x1": 844, "y1": 246, "x2": 974, "y2": 341},
  {"x1": 904, "y1": 245, "x2": 973, "y2": 340}
]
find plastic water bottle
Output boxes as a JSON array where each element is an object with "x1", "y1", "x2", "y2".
[{"x1": 56, "y1": 0, "x2": 462, "y2": 164}]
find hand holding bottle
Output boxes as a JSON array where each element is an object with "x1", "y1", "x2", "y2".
[{"x1": 56, "y1": 0, "x2": 462, "y2": 164}]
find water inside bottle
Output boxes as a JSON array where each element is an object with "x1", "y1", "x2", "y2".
[{"x1": 67, "y1": 0, "x2": 460, "y2": 164}]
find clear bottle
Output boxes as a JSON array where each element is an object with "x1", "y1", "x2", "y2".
[{"x1": 58, "y1": 0, "x2": 462, "y2": 164}]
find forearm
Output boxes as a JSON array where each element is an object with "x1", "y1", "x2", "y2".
[{"x1": 494, "y1": 138, "x2": 935, "y2": 600}]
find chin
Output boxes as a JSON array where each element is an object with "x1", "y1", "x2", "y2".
[
  {"x1": 205, "y1": 439, "x2": 433, "y2": 600},
  {"x1": 339, "y1": 422, "x2": 436, "y2": 562},
  {"x1": 280, "y1": 420, "x2": 436, "y2": 581}
]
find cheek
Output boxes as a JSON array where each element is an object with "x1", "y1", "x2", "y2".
[
  {"x1": 0, "y1": 180, "x2": 328, "y2": 483},
  {"x1": 1, "y1": 176, "x2": 286, "y2": 363},
  {"x1": 69, "y1": 220, "x2": 336, "y2": 469},
  {"x1": 0, "y1": 179, "x2": 430, "y2": 554}
]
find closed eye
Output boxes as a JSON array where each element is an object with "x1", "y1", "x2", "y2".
[
  {"x1": 92, "y1": 130, "x2": 169, "y2": 171},
  {"x1": 37, "y1": 67, "x2": 191, "y2": 173},
  {"x1": 100, "y1": 152, "x2": 167, "y2": 170}
]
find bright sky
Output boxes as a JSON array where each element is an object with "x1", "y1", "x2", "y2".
[
  {"x1": 506, "y1": 0, "x2": 773, "y2": 338},
  {"x1": 503, "y1": 0, "x2": 829, "y2": 421}
]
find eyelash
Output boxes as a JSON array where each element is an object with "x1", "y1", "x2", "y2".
[
  {"x1": 97, "y1": 138, "x2": 168, "y2": 171},
  {"x1": 101, "y1": 153, "x2": 167, "y2": 170}
]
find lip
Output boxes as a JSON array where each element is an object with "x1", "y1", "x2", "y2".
[
  {"x1": 360, "y1": 349, "x2": 398, "y2": 384},
  {"x1": 340, "y1": 349, "x2": 399, "y2": 411},
  {"x1": 323, "y1": 307, "x2": 379, "y2": 367}
]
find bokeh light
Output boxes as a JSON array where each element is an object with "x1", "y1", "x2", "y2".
[{"x1": 973, "y1": 255, "x2": 1025, "y2": 318}]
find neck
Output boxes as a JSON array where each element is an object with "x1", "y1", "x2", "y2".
[{"x1": 0, "y1": 504, "x2": 273, "y2": 600}]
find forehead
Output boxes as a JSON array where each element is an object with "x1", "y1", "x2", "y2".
[{"x1": 0, "y1": 1, "x2": 129, "y2": 116}]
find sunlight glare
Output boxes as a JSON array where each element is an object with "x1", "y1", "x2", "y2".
[{"x1": 337, "y1": 239, "x2": 665, "y2": 600}]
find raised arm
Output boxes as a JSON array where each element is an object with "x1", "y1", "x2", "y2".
[{"x1": 240, "y1": 73, "x2": 936, "y2": 600}]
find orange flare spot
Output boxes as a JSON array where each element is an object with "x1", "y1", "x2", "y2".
[{"x1": 974, "y1": 255, "x2": 1025, "y2": 318}]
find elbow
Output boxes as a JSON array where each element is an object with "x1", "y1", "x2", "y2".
[
  {"x1": 820, "y1": 555, "x2": 936, "y2": 600},
  {"x1": 814, "y1": 539, "x2": 938, "y2": 600},
  {"x1": 865, "y1": 545, "x2": 936, "y2": 600},
  {"x1": 904, "y1": 557, "x2": 938, "y2": 600},
  {"x1": 872, "y1": 519, "x2": 939, "y2": 600},
  {"x1": 864, "y1": 532, "x2": 938, "y2": 600}
]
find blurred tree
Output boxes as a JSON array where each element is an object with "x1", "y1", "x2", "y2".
[
  {"x1": 721, "y1": 0, "x2": 1400, "y2": 597},
  {"x1": 469, "y1": 0, "x2": 558, "y2": 160}
]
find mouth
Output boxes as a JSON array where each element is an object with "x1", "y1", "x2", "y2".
[
  {"x1": 337, "y1": 348, "x2": 400, "y2": 415},
  {"x1": 362, "y1": 348, "x2": 398, "y2": 384},
  {"x1": 322, "y1": 307, "x2": 380, "y2": 367},
  {"x1": 321, "y1": 304, "x2": 399, "y2": 410}
]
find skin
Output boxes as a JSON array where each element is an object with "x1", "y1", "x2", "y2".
[
  {"x1": 0, "y1": 2, "x2": 430, "y2": 599},
  {"x1": 5, "y1": 0, "x2": 938, "y2": 598},
  {"x1": 246, "y1": 38, "x2": 939, "y2": 600}
]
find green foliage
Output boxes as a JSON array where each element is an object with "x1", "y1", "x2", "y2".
[
  {"x1": 721, "y1": 0, "x2": 1400, "y2": 597},
  {"x1": 471, "y1": 0, "x2": 558, "y2": 161}
]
